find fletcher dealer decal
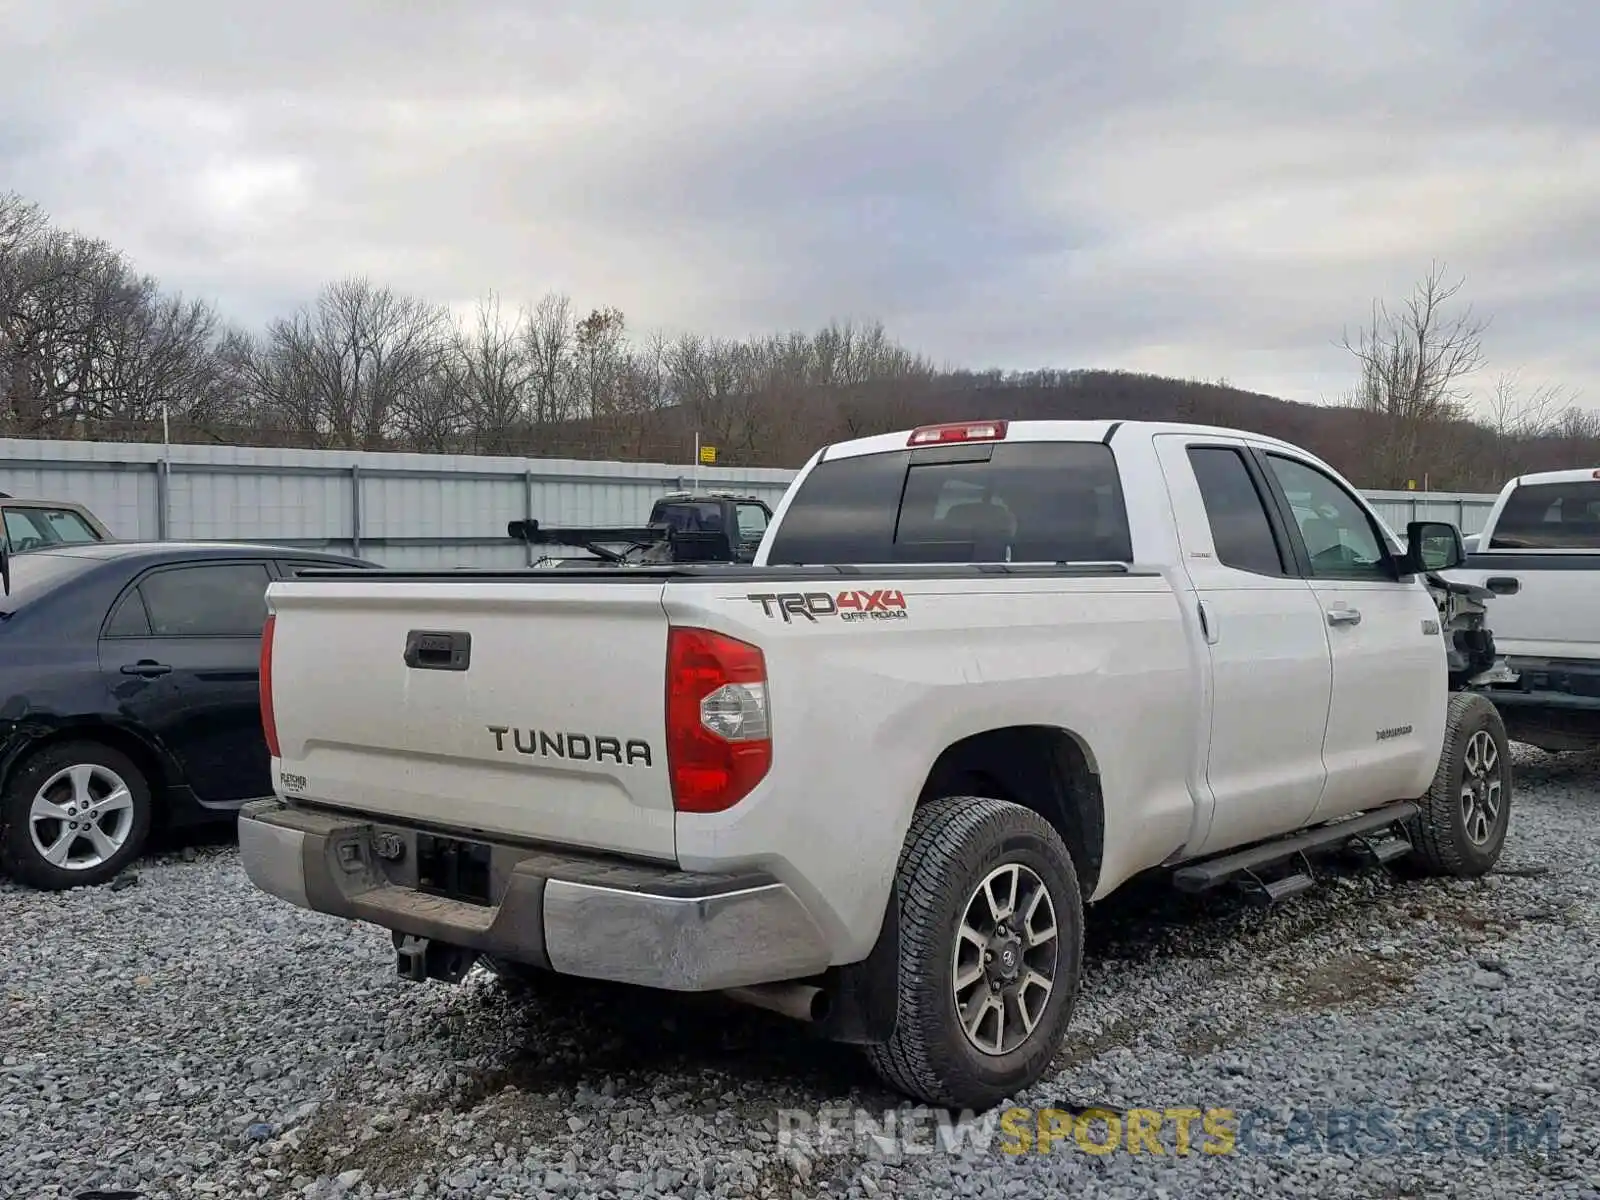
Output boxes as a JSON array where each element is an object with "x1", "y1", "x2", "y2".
[{"x1": 746, "y1": 589, "x2": 909, "y2": 624}]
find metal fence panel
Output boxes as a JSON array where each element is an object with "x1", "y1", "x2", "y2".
[
  {"x1": 1363, "y1": 490, "x2": 1498, "y2": 537},
  {"x1": 0, "y1": 438, "x2": 798, "y2": 567}
]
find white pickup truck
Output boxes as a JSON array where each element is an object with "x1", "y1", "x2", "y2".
[
  {"x1": 1448, "y1": 467, "x2": 1600, "y2": 753},
  {"x1": 239, "y1": 419, "x2": 1512, "y2": 1110}
]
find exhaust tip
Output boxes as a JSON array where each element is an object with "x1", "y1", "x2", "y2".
[
  {"x1": 721, "y1": 982, "x2": 829, "y2": 1025},
  {"x1": 810, "y1": 989, "x2": 832, "y2": 1022}
]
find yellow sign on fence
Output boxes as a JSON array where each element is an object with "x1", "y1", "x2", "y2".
[{"x1": 699, "y1": 445, "x2": 718, "y2": 465}]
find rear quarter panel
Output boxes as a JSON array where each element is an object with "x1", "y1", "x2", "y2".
[{"x1": 663, "y1": 570, "x2": 1198, "y2": 961}]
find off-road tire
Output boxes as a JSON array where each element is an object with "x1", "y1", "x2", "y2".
[
  {"x1": 1409, "y1": 692, "x2": 1512, "y2": 878},
  {"x1": 0, "y1": 740, "x2": 153, "y2": 890},
  {"x1": 864, "y1": 795, "x2": 1084, "y2": 1110}
]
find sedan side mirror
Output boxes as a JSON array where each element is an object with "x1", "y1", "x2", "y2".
[
  {"x1": 0, "y1": 528, "x2": 9, "y2": 596},
  {"x1": 1399, "y1": 520, "x2": 1465, "y2": 575}
]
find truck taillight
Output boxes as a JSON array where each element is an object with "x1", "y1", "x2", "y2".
[
  {"x1": 260, "y1": 614, "x2": 280, "y2": 759},
  {"x1": 666, "y1": 627, "x2": 771, "y2": 813},
  {"x1": 907, "y1": 420, "x2": 1008, "y2": 446}
]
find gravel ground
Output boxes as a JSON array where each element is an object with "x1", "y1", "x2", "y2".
[{"x1": 3, "y1": 745, "x2": 1598, "y2": 1200}]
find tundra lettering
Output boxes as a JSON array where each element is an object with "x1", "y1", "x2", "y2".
[{"x1": 486, "y1": 725, "x2": 653, "y2": 766}]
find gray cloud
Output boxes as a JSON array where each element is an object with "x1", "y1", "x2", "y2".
[{"x1": 2, "y1": 0, "x2": 1596, "y2": 413}]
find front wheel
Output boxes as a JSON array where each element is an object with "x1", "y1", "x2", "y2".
[
  {"x1": 864, "y1": 795, "x2": 1084, "y2": 1110},
  {"x1": 0, "y1": 741, "x2": 153, "y2": 890},
  {"x1": 1409, "y1": 692, "x2": 1512, "y2": 877}
]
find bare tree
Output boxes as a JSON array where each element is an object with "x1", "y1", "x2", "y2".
[
  {"x1": 667, "y1": 332, "x2": 744, "y2": 450},
  {"x1": 1, "y1": 198, "x2": 234, "y2": 441},
  {"x1": 522, "y1": 291, "x2": 576, "y2": 433},
  {"x1": 453, "y1": 292, "x2": 532, "y2": 454},
  {"x1": 571, "y1": 305, "x2": 628, "y2": 425},
  {"x1": 1484, "y1": 369, "x2": 1573, "y2": 479},
  {"x1": 1340, "y1": 262, "x2": 1488, "y2": 487},
  {"x1": 243, "y1": 277, "x2": 451, "y2": 449}
]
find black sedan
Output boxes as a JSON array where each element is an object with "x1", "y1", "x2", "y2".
[{"x1": 0, "y1": 540, "x2": 372, "y2": 889}]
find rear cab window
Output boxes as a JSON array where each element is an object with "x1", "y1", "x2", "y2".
[
  {"x1": 764, "y1": 440, "x2": 1132, "y2": 564},
  {"x1": 1489, "y1": 481, "x2": 1600, "y2": 550}
]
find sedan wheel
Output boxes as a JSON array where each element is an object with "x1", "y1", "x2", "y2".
[
  {"x1": 0, "y1": 741, "x2": 153, "y2": 890},
  {"x1": 30, "y1": 762, "x2": 138, "y2": 870}
]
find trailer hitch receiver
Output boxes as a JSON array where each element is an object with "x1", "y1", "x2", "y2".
[{"x1": 394, "y1": 933, "x2": 478, "y2": 984}]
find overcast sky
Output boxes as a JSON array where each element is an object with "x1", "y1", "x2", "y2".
[{"x1": 3, "y1": 1, "x2": 1596, "y2": 415}]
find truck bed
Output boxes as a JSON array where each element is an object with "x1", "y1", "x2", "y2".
[{"x1": 262, "y1": 558, "x2": 1182, "y2": 893}]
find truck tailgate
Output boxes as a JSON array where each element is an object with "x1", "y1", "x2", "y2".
[
  {"x1": 264, "y1": 578, "x2": 676, "y2": 861},
  {"x1": 1447, "y1": 557, "x2": 1599, "y2": 659}
]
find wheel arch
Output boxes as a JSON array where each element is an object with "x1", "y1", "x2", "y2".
[
  {"x1": 916, "y1": 724, "x2": 1105, "y2": 902},
  {"x1": 815, "y1": 723, "x2": 1103, "y2": 1052},
  {"x1": 1, "y1": 720, "x2": 173, "y2": 807}
]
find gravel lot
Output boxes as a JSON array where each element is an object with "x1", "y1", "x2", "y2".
[{"x1": 4, "y1": 745, "x2": 1598, "y2": 1200}]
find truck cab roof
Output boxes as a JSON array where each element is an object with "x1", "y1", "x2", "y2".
[
  {"x1": 815, "y1": 418, "x2": 1314, "y2": 463},
  {"x1": 1501, "y1": 467, "x2": 1600, "y2": 489}
]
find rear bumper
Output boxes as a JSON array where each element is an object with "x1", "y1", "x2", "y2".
[
  {"x1": 1491, "y1": 655, "x2": 1600, "y2": 708},
  {"x1": 236, "y1": 798, "x2": 832, "y2": 991}
]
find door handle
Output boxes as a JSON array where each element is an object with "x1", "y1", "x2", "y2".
[
  {"x1": 1196, "y1": 599, "x2": 1218, "y2": 644},
  {"x1": 121, "y1": 661, "x2": 173, "y2": 677},
  {"x1": 1486, "y1": 576, "x2": 1520, "y2": 595},
  {"x1": 1326, "y1": 608, "x2": 1362, "y2": 627}
]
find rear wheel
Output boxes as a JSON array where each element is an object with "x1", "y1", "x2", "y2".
[
  {"x1": 0, "y1": 741, "x2": 153, "y2": 890},
  {"x1": 865, "y1": 795, "x2": 1084, "y2": 1110},
  {"x1": 1409, "y1": 692, "x2": 1512, "y2": 877}
]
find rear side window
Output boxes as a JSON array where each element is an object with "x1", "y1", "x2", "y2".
[
  {"x1": 1187, "y1": 446, "x2": 1286, "y2": 576},
  {"x1": 137, "y1": 562, "x2": 273, "y2": 637},
  {"x1": 765, "y1": 441, "x2": 1132, "y2": 564},
  {"x1": 734, "y1": 503, "x2": 769, "y2": 541},
  {"x1": 103, "y1": 590, "x2": 153, "y2": 638},
  {"x1": 1489, "y1": 481, "x2": 1600, "y2": 550}
]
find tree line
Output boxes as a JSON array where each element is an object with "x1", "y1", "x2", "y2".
[{"x1": 3, "y1": 190, "x2": 1596, "y2": 488}]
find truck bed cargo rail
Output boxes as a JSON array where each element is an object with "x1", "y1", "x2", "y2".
[{"x1": 284, "y1": 560, "x2": 1149, "y2": 583}]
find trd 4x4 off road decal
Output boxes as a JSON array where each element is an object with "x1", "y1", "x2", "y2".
[{"x1": 746, "y1": 589, "x2": 909, "y2": 624}]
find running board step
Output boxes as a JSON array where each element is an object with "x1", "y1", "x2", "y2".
[
  {"x1": 1172, "y1": 801, "x2": 1419, "y2": 894},
  {"x1": 1348, "y1": 831, "x2": 1414, "y2": 866},
  {"x1": 1238, "y1": 861, "x2": 1316, "y2": 905}
]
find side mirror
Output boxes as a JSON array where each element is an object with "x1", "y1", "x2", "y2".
[
  {"x1": 0, "y1": 527, "x2": 9, "y2": 596},
  {"x1": 1400, "y1": 520, "x2": 1465, "y2": 575}
]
